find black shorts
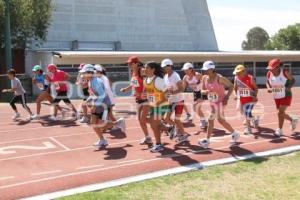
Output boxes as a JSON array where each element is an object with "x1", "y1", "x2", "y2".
[
  {"x1": 194, "y1": 91, "x2": 208, "y2": 101},
  {"x1": 92, "y1": 107, "x2": 111, "y2": 120},
  {"x1": 53, "y1": 91, "x2": 71, "y2": 104},
  {"x1": 135, "y1": 99, "x2": 148, "y2": 104},
  {"x1": 82, "y1": 88, "x2": 89, "y2": 101}
]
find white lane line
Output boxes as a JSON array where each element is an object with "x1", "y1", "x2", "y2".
[
  {"x1": 2, "y1": 139, "x2": 299, "y2": 191},
  {"x1": 118, "y1": 159, "x2": 143, "y2": 164},
  {"x1": 0, "y1": 176, "x2": 15, "y2": 181},
  {"x1": 76, "y1": 165, "x2": 105, "y2": 171},
  {"x1": 0, "y1": 120, "x2": 299, "y2": 162},
  {"x1": 31, "y1": 170, "x2": 62, "y2": 176},
  {"x1": 49, "y1": 137, "x2": 70, "y2": 151}
]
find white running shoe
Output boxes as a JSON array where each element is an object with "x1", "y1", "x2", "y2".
[
  {"x1": 31, "y1": 114, "x2": 40, "y2": 120},
  {"x1": 49, "y1": 115, "x2": 57, "y2": 121},
  {"x1": 176, "y1": 134, "x2": 189, "y2": 144},
  {"x1": 79, "y1": 116, "x2": 89, "y2": 123},
  {"x1": 198, "y1": 139, "x2": 210, "y2": 149},
  {"x1": 183, "y1": 114, "x2": 192, "y2": 123},
  {"x1": 12, "y1": 113, "x2": 20, "y2": 121},
  {"x1": 291, "y1": 118, "x2": 298, "y2": 131},
  {"x1": 252, "y1": 116, "x2": 260, "y2": 129},
  {"x1": 139, "y1": 137, "x2": 153, "y2": 145},
  {"x1": 150, "y1": 144, "x2": 164, "y2": 153},
  {"x1": 93, "y1": 139, "x2": 108, "y2": 149},
  {"x1": 243, "y1": 127, "x2": 252, "y2": 135},
  {"x1": 116, "y1": 118, "x2": 126, "y2": 132},
  {"x1": 231, "y1": 131, "x2": 240, "y2": 144},
  {"x1": 274, "y1": 128, "x2": 283, "y2": 137}
]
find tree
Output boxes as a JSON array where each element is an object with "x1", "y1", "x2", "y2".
[
  {"x1": 265, "y1": 24, "x2": 300, "y2": 50},
  {"x1": 0, "y1": 0, "x2": 53, "y2": 49},
  {"x1": 242, "y1": 27, "x2": 270, "y2": 50}
]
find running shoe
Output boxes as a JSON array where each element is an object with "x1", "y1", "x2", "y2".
[
  {"x1": 252, "y1": 116, "x2": 260, "y2": 129},
  {"x1": 116, "y1": 118, "x2": 126, "y2": 132},
  {"x1": 93, "y1": 139, "x2": 108, "y2": 149},
  {"x1": 12, "y1": 113, "x2": 20, "y2": 121},
  {"x1": 230, "y1": 131, "x2": 240, "y2": 144},
  {"x1": 31, "y1": 114, "x2": 40, "y2": 120},
  {"x1": 168, "y1": 125, "x2": 177, "y2": 140},
  {"x1": 79, "y1": 116, "x2": 89, "y2": 123},
  {"x1": 243, "y1": 127, "x2": 252, "y2": 135},
  {"x1": 150, "y1": 144, "x2": 164, "y2": 153},
  {"x1": 198, "y1": 139, "x2": 210, "y2": 149},
  {"x1": 176, "y1": 134, "x2": 189, "y2": 144},
  {"x1": 139, "y1": 136, "x2": 153, "y2": 145},
  {"x1": 183, "y1": 114, "x2": 192, "y2": 123},
  {"x1": 49, "y1": 115, "x2": 58, "y2": 121},
  {"x1": 200, "y1": 120, "x2": 207, "y2": 129},
  {"x1": 274, "y1": 128, "x2": 283, "y2": 137},
  {"x1": 291, "y1": 118, "x2": 298, "y2": 131}
]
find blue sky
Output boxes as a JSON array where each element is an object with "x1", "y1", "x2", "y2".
[{"x1": 207, "y1": 0, "x2": 300, "y2": 51}]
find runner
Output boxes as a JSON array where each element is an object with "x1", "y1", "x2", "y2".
[
  {"x1": 120, "y1": 56, "x2": 152, "y2": 145},
  {"x1": 199, "y1": 61, "x2": 240, "y2": 149},
  {"x1": 144, "y1": 61, "x2": 175, "y2": 152},
  {"x1": 31, "y1": 65, "x2": 62, "y2": 120},
  {"x1": 46, "y1": 64, "x2": 77, "y2": 121},
  {"x1": 80, "y1": 64, "x2": 125, "y2": 150},
  {"x1": 233, "y1": 65, "x2": 259, "y2": 135},
  {"x1": 2, "y1": 69, "x2": 34, "y2": 121},
  {"x1": 182, "y1": 62, "x2": 207, "y2": 128},
  {"x1": 162, "y1": 58, "x2": 189, "y2": 144},
  {"x1": 77, "y1": 63, "x2": 90, "y2": 123},
  {"x1": 94, "y1": 64, "x2": 118, "y2": 125},
  {"x1": 266, "y1": 58, "x2": 298, "y2": 136}
]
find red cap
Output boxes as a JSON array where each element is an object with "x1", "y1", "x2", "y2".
[
  {"x1": 267, "y1": 59, "x2": 281, "y2": 70},
  {"x1": 78, "y1": 63, "x2": 85, "y2": 70},
  {"x1": 127, "y1": 56, "x2": 140, "y2": 64},
  {"x1": 47, "y1": 64, "x2": 57, "y2": 71}
]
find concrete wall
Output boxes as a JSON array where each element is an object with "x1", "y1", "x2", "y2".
[{"x1": 40, "y1": 0, "x2": 218, "y2": 51}]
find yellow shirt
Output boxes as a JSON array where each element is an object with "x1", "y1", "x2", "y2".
[{"x1": 144, "y1": 76, "x2": 168, "y2": 107}]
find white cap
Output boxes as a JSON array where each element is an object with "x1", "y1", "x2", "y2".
[
  {"x1": 79, "y1": 64, "x2": 95, "y2": 73},
  {"x1": 201, "y1": 61, "x2": 215, "y2": 71},
  {"x1": 182, "y1": 62, "x2": 194, "y2": 70},
  {"x1": 94, "y1": 64, "x2": 104, "y2": 72},
  {"x1": 161, "y1": 58, "x2": 173, "y2": 68}
]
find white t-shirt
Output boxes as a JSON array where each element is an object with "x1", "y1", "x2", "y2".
[
  {"x1": 100, "y1": 75, "x2": 115, "y2": 105},
  {"x1": 164, "y1": 72, "x2": 184, "y2": 103},
  {"x1": 146, "y1": 76, "x2": 167, "y2": 92},
  {"x1": 11, "y1": 77, "x2": 26, "y2": 96}
]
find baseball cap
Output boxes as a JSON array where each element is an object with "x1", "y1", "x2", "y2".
[
  {"x1": 94, "y1": 64, "x2": 104, "y2": 72},
  {"x1": 79, "y1": 64, "x2": 95, "y2": 73},
  {"x1": 266, "y1": 58, "x2": 281, "y2": 70},
  {"x1": 127, "y1": 56, "x2": 140, "y2": 63},
  {"x1": 161, "y1": 58, "x2": 173, "y2": 68},
  {"x1": 32, "y1": 65, "x2": 42, "y2": 72},
  {"x1": 47, "y1": 64, "x2": 57, "y2": 71},
  {"x1": 201, "y1": 61, "x2": 215, "y2": 71},
  {"x1": 182, "y1": 62, "x2": 194, "y2": 71},
  {"x1": 233, "y1": 65, "x2": 245, "y2": 75}
]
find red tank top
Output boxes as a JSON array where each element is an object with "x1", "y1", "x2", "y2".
[
  {"x1": 131, "y1": 73, "x2": 145, "y2": 100},
  {"x1": 235, "y1": 74, "x2": 255, "y2": 105}
]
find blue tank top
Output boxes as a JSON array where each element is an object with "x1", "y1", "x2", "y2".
[{"x1": 34, "y1": 73, "x2": 49, "y2": 91}]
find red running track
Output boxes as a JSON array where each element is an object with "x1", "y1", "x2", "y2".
[{"x1": 0, "y1": 88, "x2": 299, "y2": 199}]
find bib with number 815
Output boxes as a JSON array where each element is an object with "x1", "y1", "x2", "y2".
[{"x1": 239, "y1": 89, "x2": 251, "y2": 97}]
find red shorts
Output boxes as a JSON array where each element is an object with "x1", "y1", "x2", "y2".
[
  {"x1": 275, "y1": 96, "x2": 292, "y2": 109},
  {"x1": 170, "y1": 101, "x2": 184, "y2": 115}
]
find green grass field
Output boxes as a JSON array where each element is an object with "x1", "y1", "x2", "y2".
[{"x1": 60, "y1": 152, "x2": 300, "y2": 200}]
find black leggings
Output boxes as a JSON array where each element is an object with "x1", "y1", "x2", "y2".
[{"x1": 10, "y1": 94, "x2": 31, "y2": 113}]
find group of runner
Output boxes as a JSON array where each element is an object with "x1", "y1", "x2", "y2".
[{"x1": 1, "y1": 57, "x2": 298, "y2": 152}]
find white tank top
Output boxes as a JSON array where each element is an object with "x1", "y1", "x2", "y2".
[
  {"x1": 185, "y1": 75, "x2": 201, "y2": 92},
  {"x1": 267, "y1": 69, "x2": 287, "y2": 99}
]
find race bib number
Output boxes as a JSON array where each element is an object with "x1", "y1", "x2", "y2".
[
  {"x1": 272, "y1": 86, "x2": 285, "y2": 99},
  {"x1": 54, "y1": 82, "x2": 60, "y2": 90},
  {"x1": 208, "y1": 92, "x2": 219, "y2": 103},
  {"x1": 239, "y1": 89, "x2": 251, "y2": 97},
  {"x1": 147, "y1": 94, "x2": 156, "y2": 103},
  {"x1": 36, "y1": 83, "x2": 44, "y2": 91}
]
